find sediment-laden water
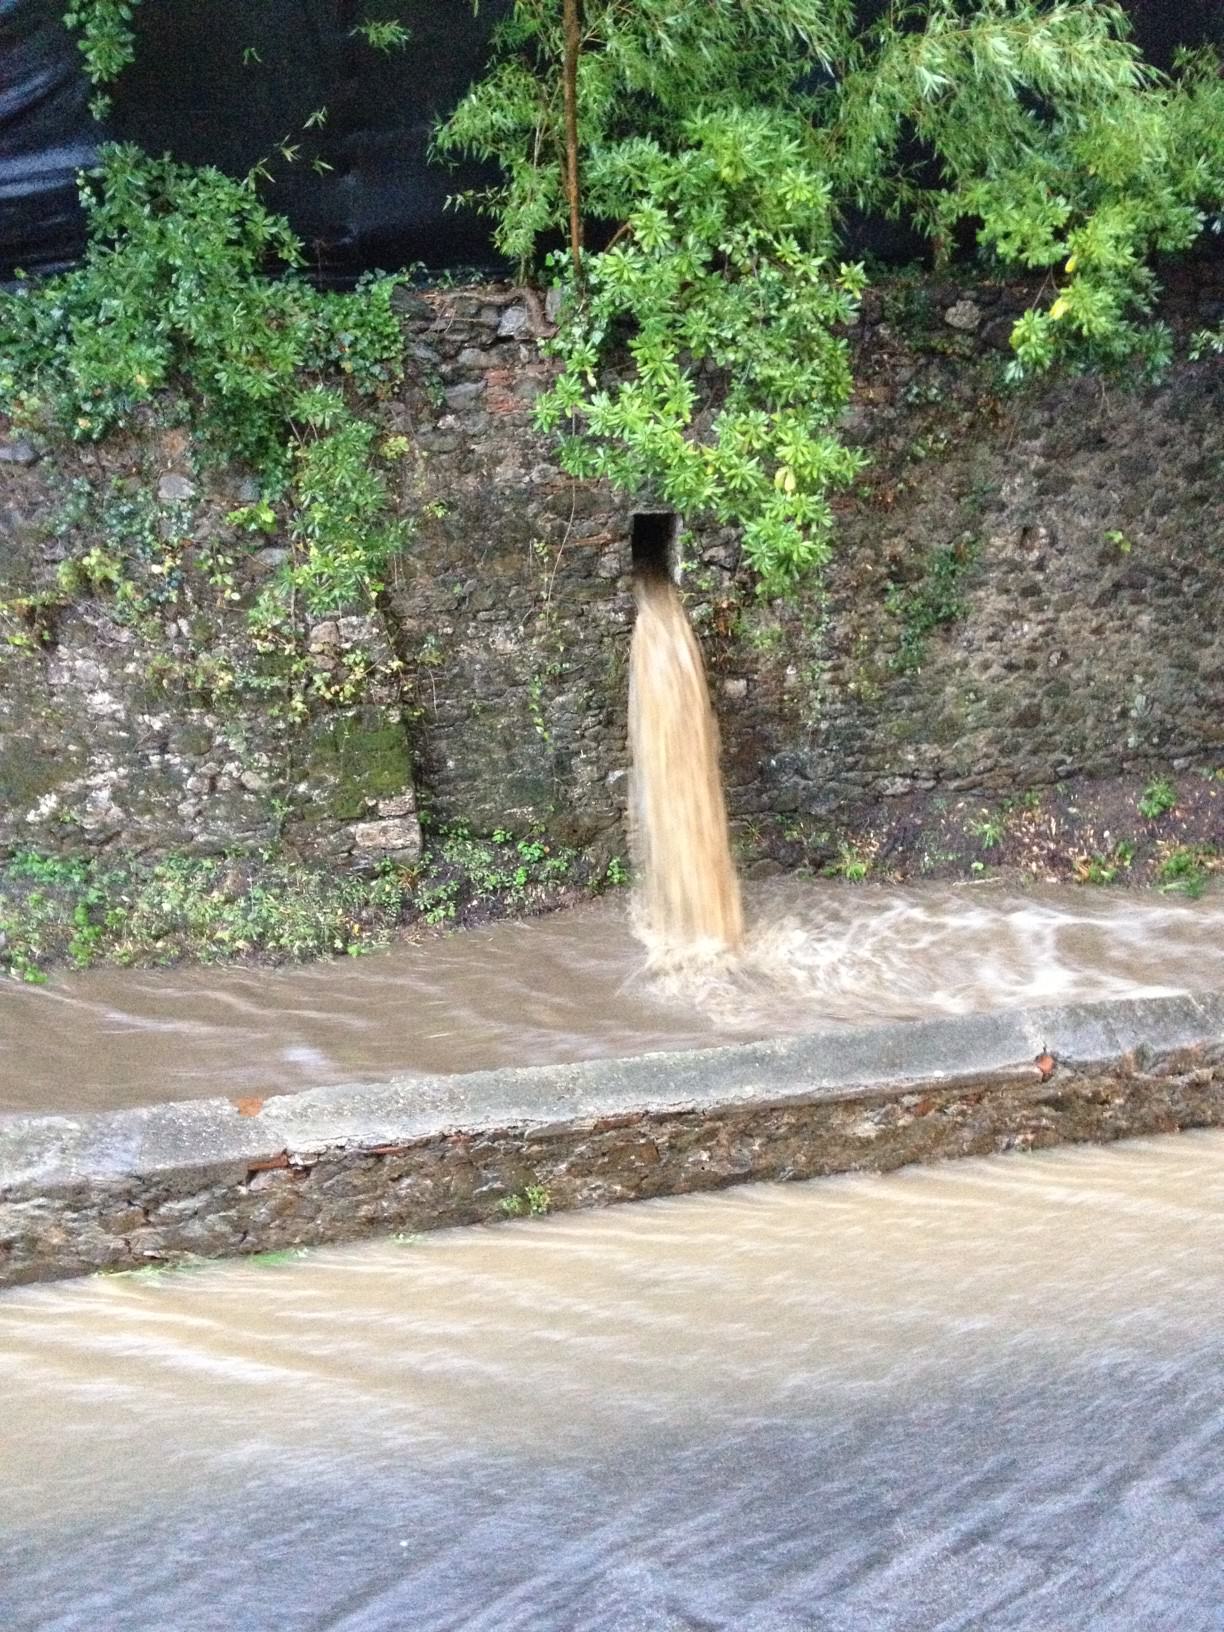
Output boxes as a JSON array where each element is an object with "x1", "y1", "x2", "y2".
[
  {"x1": 1, "y1": 1130, "x2": 1221, "y2": 1631},
  {"x1": 2, "y1": 879, "x2": 1223, "y2": 1114},
  {"x1": 629, "y1": 569, "x2": 743, "y2": 957}
]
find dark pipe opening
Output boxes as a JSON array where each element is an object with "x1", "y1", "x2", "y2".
[{"x1": 631, "y1": 512, "x2": 679, "y2": 582}]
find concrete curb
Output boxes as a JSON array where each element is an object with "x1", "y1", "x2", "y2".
[{"x1": 3, "y1": 992, "x2": 1223, "y2": 1286}]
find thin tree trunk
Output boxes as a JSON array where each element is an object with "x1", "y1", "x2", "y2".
[{"x1": 562, "y1": 0, "x2": 584, "y2": 285}]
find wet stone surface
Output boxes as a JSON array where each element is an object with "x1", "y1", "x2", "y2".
[
  {"x1": 2, "y1": 270, "x2": 1222, "y2": 871},
  {"x1": 2, "y1": 994, "x2": 1221, "y2": 1286}
]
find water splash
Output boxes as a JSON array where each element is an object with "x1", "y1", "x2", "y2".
[{"x1": 628, "y1": 570, "x2": 743, "y2": 963}]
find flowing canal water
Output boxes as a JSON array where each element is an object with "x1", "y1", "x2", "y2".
[
  {"x1": 2, "y1": 880, "x2": 1224, "y2": 1113},
  {"x1": 1, "y1": 1130, "x2": 1222, "y2": 1630},
  {"x1": 6, "y1": 516, "x2": 1222, "y2": 1632}
]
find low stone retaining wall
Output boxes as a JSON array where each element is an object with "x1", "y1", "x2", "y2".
[{"x1": 3, "y1": 992, "x2": 1223, "y2": 1287}]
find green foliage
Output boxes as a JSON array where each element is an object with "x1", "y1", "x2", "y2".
[
  {"x1": 440, "y1": 4, "x2": 867, "y2": 593},
  {"x1": 499, "y1": 1185, "x2": 551, "y2": 1218},
  {"x1": 353, "y1": 17, "x2": 412, "y2": 54},
  {"x1": 603, "y1": 856, "x2": 629, "y2": 889},
  {"x1": 967, "y1": 811, "x2": 1005, "y2": 850},
  {"x1": 43, "y1": 1, "x2": 1224, "y2": 607},
  {"x1": 0, "y1": 832, "x2": 589, "y2": 981},
  {"x1": 1156, "y1": 844, "x2": 1219, "y2": 898},
  {"x1": 1076, "y1": 841, "x2": 1135, "y2": 885},
  {"x1": 0, "y1": 148, "x2": 406, "y2": 621},
  {"x1": 824, "y1": 842, "x2": 871, "y2": 881},
  {"x1": 534, "y1": 113, "x2": 869, "y2": 592},
  {"x1": 63, "y1": 0, "x2": 143, "y2": 116},
  {"x1": 439, "y1": 0, "x2": 854, "y2": 267},
  {"x1": 409, "y1": 827, "x2": 581, "y2": 925},
  {"x1": 1137, "y1": 777, "x2": 1177, "y2": 820},
  {"x1": 1189, "y1": 324, "x2": 1224, "y2": 361},
  {"x1": 830, "y1": 14, "x2": 1224, "y2": 382},
  {"x1": 441, "y1": 1, "x2": 1223, "y2": 591}
]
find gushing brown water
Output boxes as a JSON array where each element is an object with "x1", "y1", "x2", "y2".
[
  {"x1": 4, "y1": 879, "x2": 1224, "y2": 1114},
  {"x1": 628, "y1": 570, "x2": 743, "y2": 958}
]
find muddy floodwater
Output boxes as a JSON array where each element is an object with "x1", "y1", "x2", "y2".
[
  {"x1": 0, "y1": 1131, "x2": 1221, "y2": 1630},
  {"x1": 2, "y1": 879, "x2": 1223, "y2": 1114}
]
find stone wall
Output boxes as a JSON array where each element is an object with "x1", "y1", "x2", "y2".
[
  {"x1": 2, "y1": 993, "x2": 1221, "y2": 1285},
  {"x1": 1, "y1": 269, "x2": 1222, "y2": 867},
  {"x1": 0, "y1": 434, "x2": 421, "y2": 863},
  {"x1": 388, "y1": 275, "x2": 1224, "y2": 863}
]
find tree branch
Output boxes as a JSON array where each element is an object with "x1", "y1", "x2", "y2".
[{"x1": 562, "y1": 0, "x2": 584, "y2": 287}]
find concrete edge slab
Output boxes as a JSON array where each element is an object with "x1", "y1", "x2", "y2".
[{"x1": 2, "y1": 991, "x2": 1223, "y2": 1286}]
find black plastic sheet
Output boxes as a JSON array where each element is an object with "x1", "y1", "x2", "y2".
[
  {"x1": 1, "y1": 1, "x2": 1221, "y2": 285},
  {"x1": 0, "y1": 0, "x2": 97, "y2": 276},
  {"x1": 1, "y1": 0, "x2": 513, "y2": 282}
]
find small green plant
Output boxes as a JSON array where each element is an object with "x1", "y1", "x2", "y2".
[
  {"x1": 1138, "y1": 777, "x2": 1177, "y2": 820},
  {"x1": 825, "y1": 842, "x2": 871, "y2": 882},
  {"x1": 1189, "y1": 324, "x2": 1224, "y2": 361},
  {"x1": 603, "y1": 856, "x2": 629, "y2": 889},
  {"x1": 1075, "y1": 842, "x2": 1135, "y2": 886},
  {"x1": 967, "y1": 811, "x2": 1005, "y2": 851},
  {"x1": 498, "y1": 1185, "x2": 551, "y2": 1219},
  {"x1": 63, "y1": 0, "x2": 145, "y2": 117},
  {"x1": 1104, "y1": 529, "x2": 1134, "y2": 554},
  {"x1": 1156, "y1": 845, "x2": 1218, "y2": 899},
  {"x1": 353, "y1": 18, "x2": 411, "y2": 54}
]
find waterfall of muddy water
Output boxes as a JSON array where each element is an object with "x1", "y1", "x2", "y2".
[
  {"x1": 2, "y1": 1131, "x2": 1223, "y2": 1631},
  {"x1": 629, "y1": 569, "x2": 743, "y2": 961},
  {"x1": 3, "y1": 880, "x2": 1224, "y2": 1113}
]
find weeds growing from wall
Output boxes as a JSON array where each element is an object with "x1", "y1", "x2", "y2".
[
  {"x1": 885, "y1": 536, "x2": 981, "y2": 672},
  {"x1": 0, "y1": 148, "x2": 408, "y2": 620},
  {"x1": 0, "y1": 830, "x2": 596, "y2": 982},
  {"x1": 0, "y1": 146, "x2": 422, "y2": 758}
]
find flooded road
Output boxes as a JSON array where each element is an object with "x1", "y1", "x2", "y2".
[
  {"x1": 2, "y1": 879, "x2": 1224, "y2": 1114},
  {"x1": 1, "y1": 1130, "x2": 1221, "y2": 1630}
]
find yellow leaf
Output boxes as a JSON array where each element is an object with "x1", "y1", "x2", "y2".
[
  {"x1": 1064, "y1": 254, "x2": 1078, "y2": 274},
  {"x1": 1049, "y1": 297, "x2": 1070, "y2": 321}
]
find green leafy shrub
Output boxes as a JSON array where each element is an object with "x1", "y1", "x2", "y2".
[
  {"x1": 535, "y1": 112, "x2": 869, "y2": 593},
  {"x1": 440, "y1": 1, "x2": 1223, "y2": 591},
  {"x1": 1137, "y1": 777, "x2": 1177, "y2": 820},
  {"x1": 0, "y1": 147, "x2": 407, "y2": 619}
]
